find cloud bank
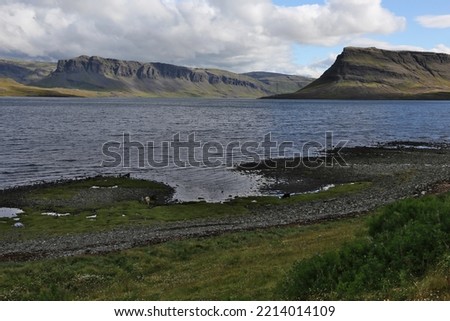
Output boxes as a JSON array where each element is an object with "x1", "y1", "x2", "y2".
[
  {"x1": 417, "y1": 14, "x2": 450, "y2": 29},
  {"x1": 0, "y1": 0, "x2": 405, "y2": 75}
]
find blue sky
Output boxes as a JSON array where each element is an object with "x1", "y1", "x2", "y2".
[
  {"x1": 1, "y1": 0, "x2": 449, "y2": 77},
  {"x1": 273, "y1": 0, "x2": 450, "y2": 73}
]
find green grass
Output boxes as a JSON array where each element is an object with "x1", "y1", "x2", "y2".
[
  {"x1": 280, "y1": 194, "x2": 450, "y2": 300},
  {"x1": 0, "y1": 201, "x2": 250, "y2": 240},
  {"x1": 231, "y1": 182, "x2": 371, "y2": 206},
  {"x1": 0, "y1": 217, "x2": 365, "y2": 300},
  {"x1": 1, "y1": 190, "x2": 449, "y2": 300},
  {"x1": 0, "y1": 176, "x2": 174, "y2": 239},
  {"x1": 27, "y1": 176, "x2": 168, "y2": 201},
  {"x1": 0, "y1": 181, "x2": 370, "y2": 240},
  {"x1": 0, "y1": 78, "x2": 106, "y2": 97}
]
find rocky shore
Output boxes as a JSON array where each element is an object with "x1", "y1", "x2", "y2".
[{"x1": 1, "y1": 144, "x2": 450, "y2": 262}]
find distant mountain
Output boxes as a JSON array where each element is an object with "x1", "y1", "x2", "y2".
[
  {"x1": 242, "y1": 71, "x2": 313, "y2": 95},
  {"x1": 25, "y1": 56, "x2": 313, "y2": 98},
  {"x1": 270, "y1": 47, "x2": 450, "y2": 100},
  {"x1": 0, "y1": 59, "x2": 55, "y2": 84}
]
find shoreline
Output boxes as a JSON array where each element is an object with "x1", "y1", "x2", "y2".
[{"x1": 1, "y1": 144, "x2": 450, "y2": 261}]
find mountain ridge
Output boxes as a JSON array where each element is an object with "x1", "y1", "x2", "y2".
[
  {"x1": 0, "y1": 59, "x2": 55, "y2": 84},
  {"x1": 270, "y1": 47, "x2": 450, "y2": 100},
  {"x1": 24, "y1": 56, "x2": 312, "y2": 98}
]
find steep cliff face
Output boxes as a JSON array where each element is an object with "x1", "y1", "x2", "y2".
[
  {"x1": 35, "y1": 56, "x2": 311, "y2": 97},
  {"x1": 273, "y1": 47, "x2": 450, "y2": 99}
]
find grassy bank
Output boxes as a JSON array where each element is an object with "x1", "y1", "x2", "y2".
[
  {"x1": 1, "y1": 176, "x2": 449, "y2": 300},
  {"x1": 1, "y1": 192, "x2": 449, "y2": 300},
  {"x1": 0, "y1": 177, "x2": 370, "y2": 240},
  {"x1": 0, "y1": 176, "x2": 173, "y2": 240},
  {"x1": 0, "y1": 216, "x2": 365, "y2": 300}
]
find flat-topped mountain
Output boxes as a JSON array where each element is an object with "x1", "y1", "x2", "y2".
[
  {"x1": 271, "y1": 47, "x2": 450, "y2": 99},
  {"x1": 30, "y1": 56, "x2": 312, "y2": 98}
]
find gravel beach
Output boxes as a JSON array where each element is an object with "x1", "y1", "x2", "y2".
[{"x1": 1, "y1": 144, "x2": 450, "y2": 262}]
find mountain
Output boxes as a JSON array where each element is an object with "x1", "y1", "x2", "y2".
[
  {"x1": 242, "y1": 71, "x2": 313, "y2": 95},
  {"x1": 270, "y1": 47, "x2": 450, "y2": 100},
  {"x1": 28, "y1": 56, "x2": 312, "y2": 98},
  {"x1": 0, "y1": 59, "x2": 55, "y2": 84},
  {"x1": 0, "y1": 59, "x2": 109, "y2": 97}
]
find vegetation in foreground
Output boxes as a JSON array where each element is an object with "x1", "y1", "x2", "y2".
[
  {"x1": 0, "y1": 217, "x2": 365, "y2": 300},
  {"x1": 1, "y1": 176, "x2": 449, "y2": 300},
  {"x1": 281, "y1": 194, "x2": 450, "y2": 300},
  {"x1": 0, "y1": 193, "x2": 449, "y2": 300}
]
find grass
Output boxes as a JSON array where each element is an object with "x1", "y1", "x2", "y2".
[
  {"x1": 0, "y1": 78, "x2": 106, "y2": 97},
  {"x1": 0, "y1": 176, "x2": 174, "y2": 239},
  {"x1": 0, "y1": 201, "x2": 252, "y2": 240},
  {"x1": 26, "y1": 176, "x2": 169, "y2": 200},
  {"x1": 0, "y1": 180, "x2": 370, "y2": 240},
  {"x1": 280, "y1": 193, "x2": 450, "y2": 300},
  {"x1": 231, "y1": 182, "x2": 371, "y2": 206},
  {"x1": 1, "y1": 187, "x2": 449, "y2": 300},
  {"x1": 0, "y1": 216, "x2": 366, "y2": 300}
]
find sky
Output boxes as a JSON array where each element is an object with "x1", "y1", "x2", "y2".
[{"x1": 0, "y1": 0, "x2": 449, "y2": 77}]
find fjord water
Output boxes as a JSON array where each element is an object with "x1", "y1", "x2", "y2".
[{"x1": 1, "y1": 98, "x2": 449, "y2": 201}]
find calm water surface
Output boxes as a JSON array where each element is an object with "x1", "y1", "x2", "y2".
[{"x1": 1, "y1": 98, "x2": 449, "y2": 201}]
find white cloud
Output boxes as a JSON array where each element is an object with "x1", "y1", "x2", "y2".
[
  {"x1": 417, "y1": 15, "x2": 450, "y2": 29},
  {"x1": 0, "y1": 0, "x2": 405, "y2": 74},
  {"x1": 348, "y1": 38, "x2": 426, "y2": 52},
  {"x1": 292, "y1": 53, "x2": 339, "y2": 78},
  {"x1": 431, "y1": 44, "x2": 450, "y2": 54},
  {"x1": 348, "y1": 38, "x2": 450, "y2": 56},
  {"x1": 269, "y1": 0, "x2": 405, "y2": 45}
]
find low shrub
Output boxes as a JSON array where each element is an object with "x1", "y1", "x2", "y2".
[{"x1": 281, "y1": 194, "x2": 450, "y2": 300}]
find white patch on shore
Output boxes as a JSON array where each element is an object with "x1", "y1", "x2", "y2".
[
  {"x1": 0, "y1": 208, "x2": 24, "y2": 218},
  {"x1": 41, "y1": 212, "x2": 71, "y2": 217},
  {"x1": 86, "y1": 215, "x2": 97, "y2": 219},
  {"x1": 90, "y1": 185, "x2": 119, "y2": 189},
  {"x1": 322, "y1": 184, "x2": 336, "y2": 192},
  {"x1": 280, "y1": 183, "x2": 338, "y2": 198}
]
